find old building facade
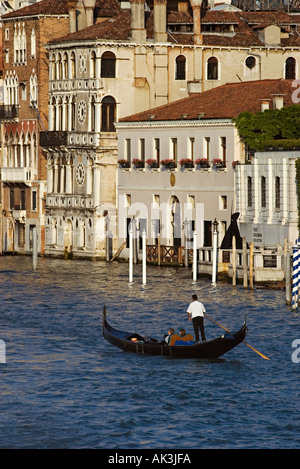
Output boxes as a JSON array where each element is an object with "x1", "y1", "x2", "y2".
[
  {"x1": 41, "y1": 0, "x2": 300, "y2": 259},
  {"x1": 2, "y1": 0, "x2": 300, "y2": 258},
  {"x1": 115, "y1": 79, "x2": 296, "y2": 260},
  {"x1": 1, "y1": 0, "x2": 70, "y2": 254}
]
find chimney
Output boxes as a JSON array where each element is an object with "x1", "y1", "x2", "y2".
[
  {"x1": 130, "y1": 0, "x2": 147, "y2": 42},
  {"x1": 84, "y1": 0, "x2": 96, "y2": 28},
  {"x1": 260, "y1": 99, "x2": 270, "y2": 112},
  {"x1": 154, "y1": 0, "x2": 167, "y2": 42},
  {"x1": 272, "y1": 94, "x2": 284, "y2": 110},
  {"x1": 178, "y1": 2, "x2": 189, "y2": 12},
  {"x1": 190, "y1": 0, "x2": 203, "y2": 45},
  {"x1": 67, "y1": 0, "x2": 77, "y2": 33}
]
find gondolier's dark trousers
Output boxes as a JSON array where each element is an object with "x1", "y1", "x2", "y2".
[{"x1": 192, "y1": 316, "x2": 206, "y2": 342}]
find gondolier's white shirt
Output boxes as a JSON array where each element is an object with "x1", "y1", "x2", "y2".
[{"x1": 187, "y1": 301, "x2": 206, "y2": 318}]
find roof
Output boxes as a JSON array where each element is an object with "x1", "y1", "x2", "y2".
[
  {"x1": 46, "y1": 8, "x2": 300, "y2": 47},
  {"x1": 118, "y1": 79, "x2": 296, "y2": 122},
  {"x1": 2, "y1": 0, "x2": 121, "y2": 20},
  {"x1": 2, "y1": 0, "x2": 69, "y2": 19}
]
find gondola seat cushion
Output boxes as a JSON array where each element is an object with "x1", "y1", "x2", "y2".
[{"x1": 169, "y1": 334, "x2": 194, "y2": 346}]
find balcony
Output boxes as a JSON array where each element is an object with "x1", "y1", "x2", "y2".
[
  {"x1": 12, "y1": 205, "x2": 26, "y2": 221},
  {"x1": 0, "y1": 105, "x2": 19, "y2": 120},
  {"x1": 40, "y1": 131, "x2": 68, "y2": 147},
  {"x1": 1, "y1": 167, "x2": 32, "y2": 184}
]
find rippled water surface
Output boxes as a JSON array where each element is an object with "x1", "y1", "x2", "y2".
[{"x1": 0, "y1": 256, "x2": 300, "y2": 449}]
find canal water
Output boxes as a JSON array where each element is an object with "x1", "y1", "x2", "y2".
[{"x1": 0, "y1": 255, "x2": 299, "y2": 450}]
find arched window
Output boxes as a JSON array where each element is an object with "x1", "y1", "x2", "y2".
[
  {"x1": 261, "y1": 176, "x2": 266, "y2": 208},
  {"x1": 207, "y1": 57, "x2": 218, "y2": 80},
  {"x1": 90, "y1": 96, "x2": 96, "y2": 131},
  {"x1": 30, "y1": 71, "x2": 38, "y2": 105},
  {"x1": 31, "y1": 29, "x2": 36, "y2": 57},
  {"x1": 245, "y1": 56, "x2": 256, "y2": 70},
  {"x1": 247, "y1": 176, "x2": 252, "y2": 208},
  {"x1": 101, "y1": 52, "x2": 116, "y2": 78},
  {"x1": 57, "y1": 53, "x2": 62, "y2": 80},
  {"x1": 51, "y1": 54, "x2": 56, "y2": 80},
  {"x1": 71, "y1": 96, "x2": 76, "y2": 130},
  {"x1": 101, "y1": 96, "x2": 116, "y2": 132},
  {"x1": 175, "y1": 55, "x2": 186, "y2": 80},
  {"x1": 285, "y1": 57, "x2": 296, "y2": 79},
  {"x1": 70, "y1": 52, "x2": 76, "y2": 79},
  {"x1": 63, "y1": 53, "x2": 68, "y2": 79},
  {"x1": 275, "y1": 176, "x2": 280, "y2": 209},
  {"x1": 90, "y1": 51, "x2": 97, "y2": 78}
]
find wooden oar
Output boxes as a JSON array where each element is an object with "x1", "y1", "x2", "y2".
[{"x1": 205, "y1": 313, "x2": 270, "y2": 360}]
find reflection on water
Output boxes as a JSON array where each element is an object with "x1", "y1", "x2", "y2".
[{"x1": 0, "y1": 256, "x2": 300, "y2": 449}]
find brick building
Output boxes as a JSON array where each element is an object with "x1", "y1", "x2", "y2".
[{"x1": 1, "y1": 0, "x2": 70, "y2": 254}]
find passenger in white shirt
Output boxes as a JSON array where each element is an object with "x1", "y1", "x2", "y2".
[{"x1": 187, "y1": 294, "x2": 206, "y2": 343}]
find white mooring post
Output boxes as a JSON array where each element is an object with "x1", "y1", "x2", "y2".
[
  {"x1": 212, "y1": 219, "x2": 218, "y2": 285},
  {"x1": 193, "y1": 231, "x2": 197, "y2": 282},
  {"x1": 33, "y1": 227, "x2": 37, "y2": 271},
  {"x1": 129, "y1": 227, "x2": 133, "y2": 283},
  {"x1": 142, "y1": 229, "x2": 146, "y2": 285}
]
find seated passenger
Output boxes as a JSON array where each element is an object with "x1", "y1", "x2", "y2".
[
  {"x1": 164, "y1": 328, "x2": 175, "y2": 345},
  {"x1": 172, "y1": 328, "x2": 195, "y2": 345}
]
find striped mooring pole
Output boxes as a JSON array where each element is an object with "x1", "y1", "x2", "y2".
[{"x1": 292, "y1": 238, "x2": 300, "y2": 310}]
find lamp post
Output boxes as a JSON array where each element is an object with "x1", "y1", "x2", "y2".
[{"x1": 212, "y1": 218, "x2": 218, "y2": 285}]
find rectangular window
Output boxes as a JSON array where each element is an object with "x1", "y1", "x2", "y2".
[
  {"x1": 188, "y1": 137, "x2": 195, "y2": 160},
  {"x1": 139, "y1": 138, "x2": 145, "y2": 162},
  {"x1": 32, "y1": 190, "x2": 37, "y2": 211},
  {"x1": 20, "y1": 190, "x2": 26, "y2": 210},
  {"x1": 204, "y1": 137, "x2": 210, "y2": 160},
  {"x1": 10, "y1": 189, "x2": 15, "y2": 210},
  {"x1": 220, "y1": 137, "x2": 226, "y2": 164},
  {"x1": 187, "y1": 194, "x2": 195, "y2": 209},
  {"x1": 154, "y1": 138, "x2": 160, "y2": 165},
  {"x1": 220, "y1": 195, "x2": 227, "y2": 210},
  {"x1": 125, "y1": 139, "x2": 131, "y2": 163},
  {"x1": 170, "y1": 138, "x2": 178, "y2": 163},
  {"x1": 204, "y1": 220, "x2": 212, "y2": 247}
]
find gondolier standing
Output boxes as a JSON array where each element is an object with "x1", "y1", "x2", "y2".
[{"x1": 187, "y1": 294, "x2": 206, "y2": 343}]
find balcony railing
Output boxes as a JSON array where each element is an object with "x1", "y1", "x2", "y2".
[
  {"x1": 0, "y1": 105, "x2": 19, "y2": 120},
  {"x1": 40, "y1": 131, "x2": 68, "y2": 147},
  {"x1": 1, "y1": 167, "x2": 32, "y2": 183}
]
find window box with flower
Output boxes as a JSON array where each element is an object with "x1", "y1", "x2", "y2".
[
  {"x1": 161, "y1": 159, "x2": 176, "y2": 169},
  {"x1": 146, "y1": 158, "x2": 158, "y2": 168},
  {"x1": 132, "y1": 158, "x2": 145, "y2": 169},
  {"x1": 212, "y1": 158, "x2": 225, "y2": 169},
  {"x1": 179, "y1": 158, "x2": 194, "y2": 169},
  {"x1": 118, "y1": 159, "x2": 130, "y2": 168},
  {"x1": 195, "y1": 158, "x2": 210, "y2": 169},
  {"x1": 232, "y1": 161, "x2": 241, "y2": 169}
]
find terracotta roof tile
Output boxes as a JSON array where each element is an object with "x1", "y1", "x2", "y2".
[
  {"x1": 2, "y1": 0, "x2": 120, "y2": 20},
  {"x1": 2, "y1": 0, "x2": 69, "y2": 19},
  {"x1": 48, "y1": 10, "x2": 131, "y2": 43},
  {"x1": 119, "y1": 79, "x2": 297, "y2": 122}
]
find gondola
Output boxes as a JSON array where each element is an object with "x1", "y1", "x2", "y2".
[{"x1": 102, "y1": 306, "x2": 247, "y2": 359}]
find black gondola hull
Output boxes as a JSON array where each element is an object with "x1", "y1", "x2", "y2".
[{"x1": 102, "y1": 307, "x2": 247, "y2": 359}]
